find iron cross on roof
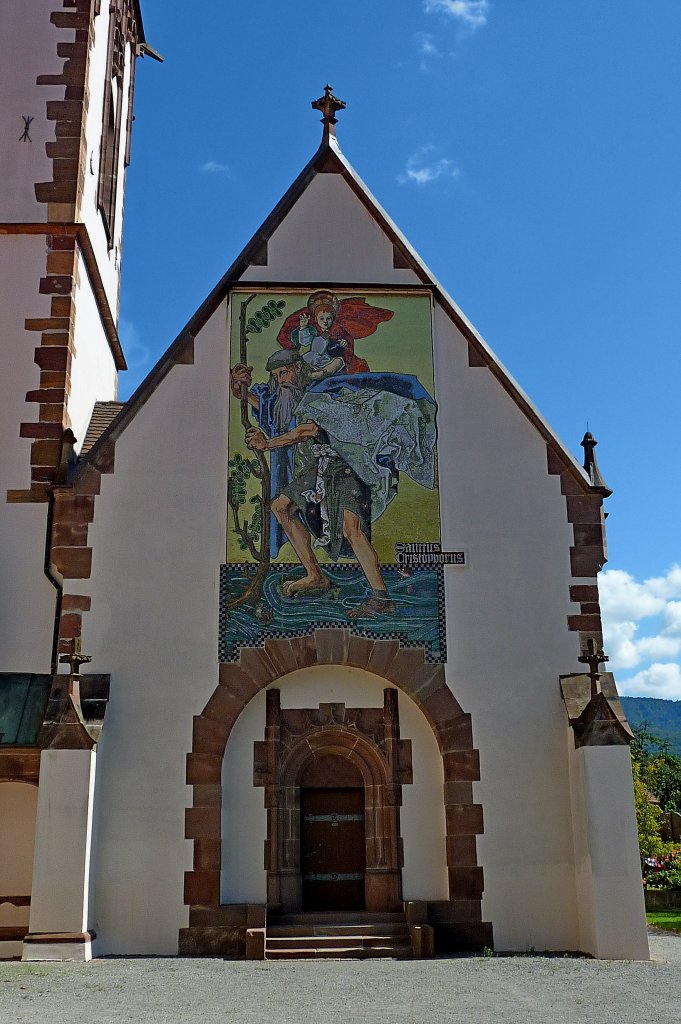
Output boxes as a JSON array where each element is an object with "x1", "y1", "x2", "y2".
[
  {"x1": 59, "y1": 636, "x2": 92, "y2": 676},
  {"x1": 312, "y1": 84, "x2": 346, "y2": 140},
  {"x1": 578, "y1": 637, "x2": 609, "y2": 697}
]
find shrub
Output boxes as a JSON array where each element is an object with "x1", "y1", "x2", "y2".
[{"x1": 643, "y1": 847, "x2": 681, "y2": 890}]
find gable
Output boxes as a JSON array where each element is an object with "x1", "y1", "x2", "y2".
[
  {"x1": 239, "y1": 172, "x2": 420, "y2": 286},
  {"x1": 80, "y1": 135, "x2": 593, "y2": 499}
]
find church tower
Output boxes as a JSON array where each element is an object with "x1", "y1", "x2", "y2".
[{"x1": 0, "y1": 2, "x2": 152, "y2": 674}]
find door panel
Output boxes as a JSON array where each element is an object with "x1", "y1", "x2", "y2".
[{"x1": 301, "y1": 787, "x2": 365, "y2": 911}]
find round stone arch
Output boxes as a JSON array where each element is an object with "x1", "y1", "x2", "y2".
[{"x1": 183, "y1": 630, "x2": 489, "y2": 952}]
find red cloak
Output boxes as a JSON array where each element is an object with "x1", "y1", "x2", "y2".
[{"x1": 276, "y1": 297, "x2": 394, "y2": 374}]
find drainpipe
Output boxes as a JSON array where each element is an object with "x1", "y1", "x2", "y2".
[
  {"x1": 44, "y1": 490, "x2": 63, "y2": 676},
  {"x1": 43, "y1": 429, "x2": 77, "y2": 674}
]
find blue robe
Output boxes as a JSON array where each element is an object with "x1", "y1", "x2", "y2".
[
  {"x1": 250, "y1": 373, "x2": 437, "y2": 558},
  {"x1": 298, "y1": 373, "x2": 437, "y2": 522}
]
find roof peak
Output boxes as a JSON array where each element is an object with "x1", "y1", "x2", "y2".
[{"x1": 77, "y1": 108, "x2": 599, "y2": 497}]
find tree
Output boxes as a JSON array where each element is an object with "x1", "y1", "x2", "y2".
[
  {"x1": 631, "y1": 759, "x2": 667, "y2": 860},
  {"x1": 629, "y1": 722, "x2": 681, "y2": 869},
  {"x1": 632, "y1": 722, "x2": 681, "y2": 814}
]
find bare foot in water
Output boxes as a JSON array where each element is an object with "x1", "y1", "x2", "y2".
[
  {"x1": 347, "y1": 595, "x2": 396, "y2": 619},
  {"x1": 282, "y1": 574, "x2": 331, "y2": 597}
]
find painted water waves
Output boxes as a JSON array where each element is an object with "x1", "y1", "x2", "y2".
[
  {"x1": 223, "y1": 289, "x2": 445, "y2": 661},
  {"x1": 219, "y1": 564, "x2": 446, "y2": 663}
]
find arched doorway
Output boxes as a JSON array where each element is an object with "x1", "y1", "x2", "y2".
[
  {"x1": 253, "y1": 688, "x2": 412, "y2": 914},
  {"x1": 300, "y1": 755, "x2": 365, "y2": 911}
]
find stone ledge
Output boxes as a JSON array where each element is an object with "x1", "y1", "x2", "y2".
[
  {"x1": 178, "y1": 926, "x2": 245, "y2": 958},
  {"x1": 433, "y1": 920, "x2": 493, "y2": 953}
]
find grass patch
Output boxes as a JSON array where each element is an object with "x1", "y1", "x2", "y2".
[{"x1": 647, "y1": 911, "x2": 681, "y2": 934}]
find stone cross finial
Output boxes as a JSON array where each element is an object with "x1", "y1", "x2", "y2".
[
  {"x1": 312, "y1": 84, "x2": 346, "y2": 140},
  {"x1": 59, "y1": 636, "x2": 92, "y2": 676},
  {"x1": 578, "y1": 637, "x2": 609, "y2": 697}
]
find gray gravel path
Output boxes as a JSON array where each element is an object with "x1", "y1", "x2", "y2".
[{"x1": 1, "y1": 930, "x2": 679, "y2": 1024}]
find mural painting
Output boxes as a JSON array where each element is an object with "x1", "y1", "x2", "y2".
[{"x1": 220, "y1": 289, "x2": 446, "y2": 661}]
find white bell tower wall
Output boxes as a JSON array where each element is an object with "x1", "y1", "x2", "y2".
[{"x1": 0, "y1": 2, "x2": 146, "y2": 673}]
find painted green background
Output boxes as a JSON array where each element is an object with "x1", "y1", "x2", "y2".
[{"x1": 227, "y1": 290, "x2": 440, "y2": 564}]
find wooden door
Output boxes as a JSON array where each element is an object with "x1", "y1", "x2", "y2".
[{"x1": 300, "y1": 787, "x2": 365, "y2": 911}]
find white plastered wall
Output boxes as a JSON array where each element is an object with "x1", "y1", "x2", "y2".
[
  {"x1": 431, "y1": 303, "x2": 583, "y2": 952},
  {"x1": 0, "y1": 783, "x2": 38, "y2": 958},
  {"x1": 568, "y1": 743, "x2": 649, "y2": 959},
  {"x1": 28, "y1": 750, "x2": 96, "y2": 935},
  {"x1": 69, "y1": 250, "x2": 118, "y2": 450},
  {"x1": 0, "y1": 2, "x2": 68, "y2": 222},
  {"x1": 240, "y1": 173, "x2": 420, "y2": 285},
  {"x1": 77, "y1": 301, "x2": 231, "y2": 955},
  {"x1": 0, "y1": 236, "x2": 59, "y2": 673},
  {"x1": 0, "y1": 236, "x2": 48, "y2": 487},
  {"x1": 220, "y1": 667, "x2": 448, "y2": 905}
]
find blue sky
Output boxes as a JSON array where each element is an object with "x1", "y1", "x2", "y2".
[{"x1": 119, "y1": 1, "x2": 681, "y2": 699}]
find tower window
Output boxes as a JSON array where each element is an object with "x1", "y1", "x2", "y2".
[{"x1": 97, "y1": 3, "x2": 127, "y2": 246}]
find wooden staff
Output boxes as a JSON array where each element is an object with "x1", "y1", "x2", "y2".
[{"x1": 225, "y1": 295, "x2": 272, "y2": 610}]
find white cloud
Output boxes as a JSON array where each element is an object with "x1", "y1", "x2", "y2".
[
  {"x1": 599, "y1": 568, "x2": 666, "y2": 622},
  {"x1": 118, "y1": 317, "x2": 150, "y2": 373},
  {"x1": 603, "y1": 618, "x2": 640, "y2": 670},
  {"x1": 622, "y1": 662, "x2": 681, "y2": 700},
  {"x1": 415, "y1": 31, "x2": 442, "y2": 58},
  {"x1": 424, "y1": 0, "x2": 490, "y2": 30},
  {"x1": 636, "y1": 635, "x2": 681, "y2": 661},
  {"x1": 398, "y1": 145, "x2": 459, "y2": 186},
  {"x1": 645, "y1": 565, "x2": 681, "y2": 599},
  {"x1": 662, "y1": 600, "x2": 681, "y2": 636},
  {"x1": 200, "y1": 160, "x2": 230, "y2": 174},
  {"x1": 600, "y1": 564, "x2": 681, "y2": 698}
]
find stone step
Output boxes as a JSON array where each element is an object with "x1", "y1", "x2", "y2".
[
  {"x1": 272, "y1": 911, "x2": 406, "y2": 926},
  {"x1": 265, "y1": 944, "x2": 413, "y2": 960},
  {"x1": 267, "y1": 923, "x2": 410, "y2": 938},
  {"x1": 264, "y1": 911, "x2": 413, "y2": 960},
  {"x1": 266, "y1": 934, "x2": 410, "y2": 950}
]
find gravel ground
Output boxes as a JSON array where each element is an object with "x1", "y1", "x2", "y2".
[{"x1": 1, "y1": 929, "x2": 679, "y2": 1024}]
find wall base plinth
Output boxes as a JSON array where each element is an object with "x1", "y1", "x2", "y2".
[
  {"x1": 179, "y1": 904, "x2": 266, "y2": 957},
  {"x1": 22, "y1": 931, "x2": 95, "y2": 962},
  {"x1": 0, "y1": 940, "x2": 24, "y2": 959}
]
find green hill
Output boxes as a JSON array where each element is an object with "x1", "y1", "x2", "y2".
[{"x1": 620, "y1": 696, "x2": 681, "y2": 756}]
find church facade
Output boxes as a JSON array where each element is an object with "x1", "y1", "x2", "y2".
[{"x1": 0, "y1": 2, "x2": 649, "y2": 962}]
